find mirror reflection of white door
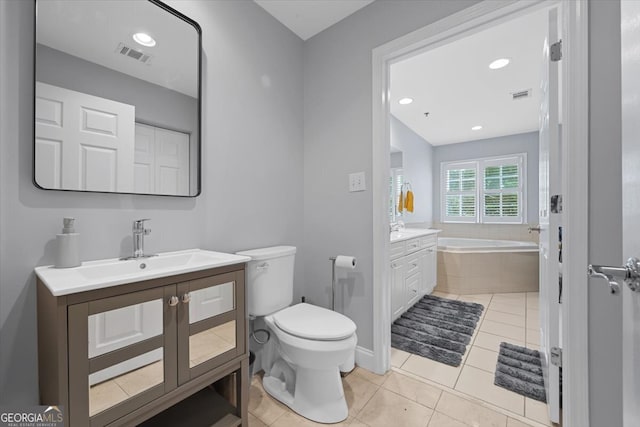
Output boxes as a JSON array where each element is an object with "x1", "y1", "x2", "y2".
[
  {"x1": 134, "y1": 123, "x2": 189, "y2": 195},
  {"x1": 621, "y1": 1, "x2": 640, "y2": 423},
  {"x1": 189, "y1": 282, "x2": 234, "y2": 324},
  {"x1": 538, "y1": 8, "x2": 561, "y2": 424},
  {"x1": 35, "y1": 82, "x2": 134, "y2": 192},
  {"x1": 88, "y1": 300, "x2": 163, "y2": 385}
]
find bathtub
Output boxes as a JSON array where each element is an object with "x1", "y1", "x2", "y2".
[
  {"x1": 436, "y1": 237, "x2": 539, "y2": 295},
  {"x1": 438, "y1": 237, "x2": 539, "y2": 253}
]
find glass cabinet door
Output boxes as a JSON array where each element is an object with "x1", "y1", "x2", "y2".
[
  {"x1": 68, "y1": 286, "x2": 176, "y2": 426},
  {"x1": 177, "y1": 270, "x2": 245, "y2": 384}
]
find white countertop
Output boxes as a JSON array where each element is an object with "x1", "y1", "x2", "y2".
[
  {"x1": 390, "y1": 228, "x2": 440, "y2": 243},
  {"x1": 35, "y1": 249, "x2": 251, "y2": 296}
]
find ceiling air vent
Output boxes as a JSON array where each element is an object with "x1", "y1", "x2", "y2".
[
  {"x1": 511, "y1": 89, "x2": 532, "y2": 100},
  {"x1": 115, "y1": 43, "x2": 153, "y2": 65}
]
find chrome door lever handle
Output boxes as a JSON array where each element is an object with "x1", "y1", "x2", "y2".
[
  {"x1": 588, "y1": 266, "x2": 621, "y2": 294},
  {"x1": 588, "y1": 257, "x2": 640, "y2": 294}
]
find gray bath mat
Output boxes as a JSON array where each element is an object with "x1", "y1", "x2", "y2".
[
  {"x1": 494, "y1": 342, "x2": 546, "y2": 402},
  {"x1": 391, "y1": 295, "x2": 484, "y2": 367}
]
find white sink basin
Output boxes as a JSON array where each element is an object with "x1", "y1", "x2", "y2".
[{"x1": 35, "y1": 249, "x2": 251, "y2": 296}]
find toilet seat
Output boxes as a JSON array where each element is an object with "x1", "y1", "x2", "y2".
[{"x1": 272, "y1": 303, "x2": 356, "y2": 341}]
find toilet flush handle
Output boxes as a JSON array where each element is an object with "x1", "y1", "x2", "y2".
[{"x1": 256, "y1": 262, "x2": 270, "y2": 271}]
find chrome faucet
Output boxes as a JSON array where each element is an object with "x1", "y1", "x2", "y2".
[{"x1": 131, "y1": 219, "x2": 154, "y2": 259}]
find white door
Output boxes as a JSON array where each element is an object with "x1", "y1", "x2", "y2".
[
  {"x1": 189, "y1": 282, "x2": 235, "y2": 324},
  {"x1": 538, "y1": 8, "x2": 561, "y2": 423},
  {"x1": 154, "y1": 127, "x2": 190, "y2": 196},
  {"x1": 621, "y1": 1, "x2": 640, "y2": 422},
  {"x1": 134, "y1": 123, "x2": 156, "y2": 194},
  {"x1": 35, "y1": 82, "x2": 135, "y2": 192},
  {"x1": 134, "y1": 123, "x2": 190, "y2": 195},
  {"x1": 88, "y1": 300, "x2": 163, "y2": 385}
]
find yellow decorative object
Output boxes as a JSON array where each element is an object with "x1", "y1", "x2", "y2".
[{"x1": 405, "y1": 190, "x2": 414, "y2": 213}]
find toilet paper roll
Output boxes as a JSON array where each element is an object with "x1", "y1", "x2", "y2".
[{"x1": 335, "y1": 255, "x2": 357, "y2": 269}]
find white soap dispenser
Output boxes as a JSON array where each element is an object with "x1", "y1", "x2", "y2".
[{"x1": 55, "y1": 217, "x2": 80, "y2": 268}]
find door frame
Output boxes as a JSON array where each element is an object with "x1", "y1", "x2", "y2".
[{"x1": 370, "y1": 1, "x2": 589, "y2": 426}]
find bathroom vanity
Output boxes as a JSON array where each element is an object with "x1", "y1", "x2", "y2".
[
  {"x1": 390, "y1": 229, "x2": 439, "y2": 320},
  {"x1": 35, "y1": 250, "x2": 250, "y2": 427}
]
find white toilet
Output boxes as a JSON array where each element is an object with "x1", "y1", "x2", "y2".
[{"x1": 236, "y1": 246, "x2": 357, "y2": 424}]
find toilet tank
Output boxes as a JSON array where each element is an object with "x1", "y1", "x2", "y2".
[{"x1": 236, "y1": 246, "x2": 296, "y2": 316}]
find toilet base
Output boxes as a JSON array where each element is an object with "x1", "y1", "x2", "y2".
[{"x1": 263, "y1": 358, "x2": 349, "y2": 424}]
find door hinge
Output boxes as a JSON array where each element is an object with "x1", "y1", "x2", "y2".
[
  {"x1": 551, "y1": 194, "x2": 563, "y2": 213},
  {"x1": 550, "y1": 346, "x2": 562, "y2": 367},
  {"x1": 551, "y1": 40, "x2": 562, "y2": 62}
]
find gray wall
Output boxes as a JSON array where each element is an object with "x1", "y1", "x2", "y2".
[
  {"x1": 587, "y1": 0, "x2": 623, "y2": 424},
  {"x1": 432, "y1": 131, "x2": 539, "y2": 223},
  {"x1": 302, "y1": 0, "x2": 480, "y2": 351},
  {"x1": 0, "y1": 0, "x2": 303, "y2": 404},
  {"x1": 390, "y1": 115, "x2": 433, "y2": 224}
]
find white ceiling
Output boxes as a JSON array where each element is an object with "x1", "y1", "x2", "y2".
[
  {"x1": 254, "y1": 0, "x2": 375, "y2": 40},
  {"x1": 390, "y1": 9, "x2": 550, "y2": 146},
  {"x1": 37, "y1": 1, "x2": 198, "y2": 98}
]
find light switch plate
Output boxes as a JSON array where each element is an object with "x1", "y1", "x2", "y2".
[{"x1": 349, "y1": 172, "x2": 366, "y2": 192}]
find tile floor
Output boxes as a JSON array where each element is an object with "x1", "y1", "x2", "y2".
[{"x1": 248, "y1": 291, "x2": 555, "y2": 427}]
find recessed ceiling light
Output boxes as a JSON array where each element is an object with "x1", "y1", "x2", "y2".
[
  {"x1": 489, "y1": 58, "x2": 510, "y2": 70},
  {"x1": 471, "y1": 125, "x2": 483, "y2": 131},
  {"x1": 398, "y1": 98, "x2": 413, "y2": 105},
  {"x1": 133, "y1": 32, "x2": 156, "y2": 47}
]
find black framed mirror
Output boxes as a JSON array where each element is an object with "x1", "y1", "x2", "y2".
[{"x1": 34, "y1": 0, "x2": 201, "y2": 197}]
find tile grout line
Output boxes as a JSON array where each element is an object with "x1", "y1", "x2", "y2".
[{"x1": 393, "y1": 366, "x2": 549, "y2": 427}]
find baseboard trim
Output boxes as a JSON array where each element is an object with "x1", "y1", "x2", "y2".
[{"x1": 355, "y1": 346, "x2": 376, "y2": 372}]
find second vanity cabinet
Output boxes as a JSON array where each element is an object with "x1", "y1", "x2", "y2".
[
  {"x1": 37, "y1": 262, "x2": 248, "y2": 427},
  {"x1": 391, "y1": 233, "x2": 438, "y2": 321}
]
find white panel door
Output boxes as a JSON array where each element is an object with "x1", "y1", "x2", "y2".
[
  {"x1": 133, "y1": 123, "x2": 189, "y2": 195},
  {"x1": 88, "y1": 300, "x2": 163, "y2": 385},
  {"x1": 134, "y1": 123, "x2": 155, "y2": 194},
  {"x1": 621, "y1": 1, "x2": 640, "y2": 423},
  {"x1": 538, "y1": 8, "x2": 561, "y2": 423},
  {"x1": 154, "y1": 127, "x2": 189, "y2": 196},
  {"x1": 35, "y1": 82, "x2": 135, "y2": 192},
  {"x1": 189, "y1": 282, "x2": 235, "y2": 324}
]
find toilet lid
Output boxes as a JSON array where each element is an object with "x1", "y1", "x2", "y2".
[{"x1": 273, "y1": 303, "x2": 357, "y2": 341}]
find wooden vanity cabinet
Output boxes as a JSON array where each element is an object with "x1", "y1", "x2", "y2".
[{"x1": 37, "y1": 263, "x2": 249, "y2": 427}]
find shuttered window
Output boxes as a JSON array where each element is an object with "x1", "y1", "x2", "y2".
[
  {"x1": 441, "y1": 154, "x2": 526, "y2": 224},
  {"x1": 442, "y1": 161, "x2": 477, "y2": 223}
]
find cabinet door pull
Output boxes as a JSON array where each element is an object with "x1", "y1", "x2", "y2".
[
  {"x1": 168, "y1": 296, "x2": 179, "y2": 307},
  {"x1": 181, "y1": 293, "x2": 191, "y2": 304}
]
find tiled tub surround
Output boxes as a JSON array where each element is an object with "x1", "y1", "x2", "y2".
[
  {"x1": 432, "y1": 223, "x2": 540, "y2": 295},
  {"x1": 436, "y1": 244, "x2": 539, "y2": 295}
]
